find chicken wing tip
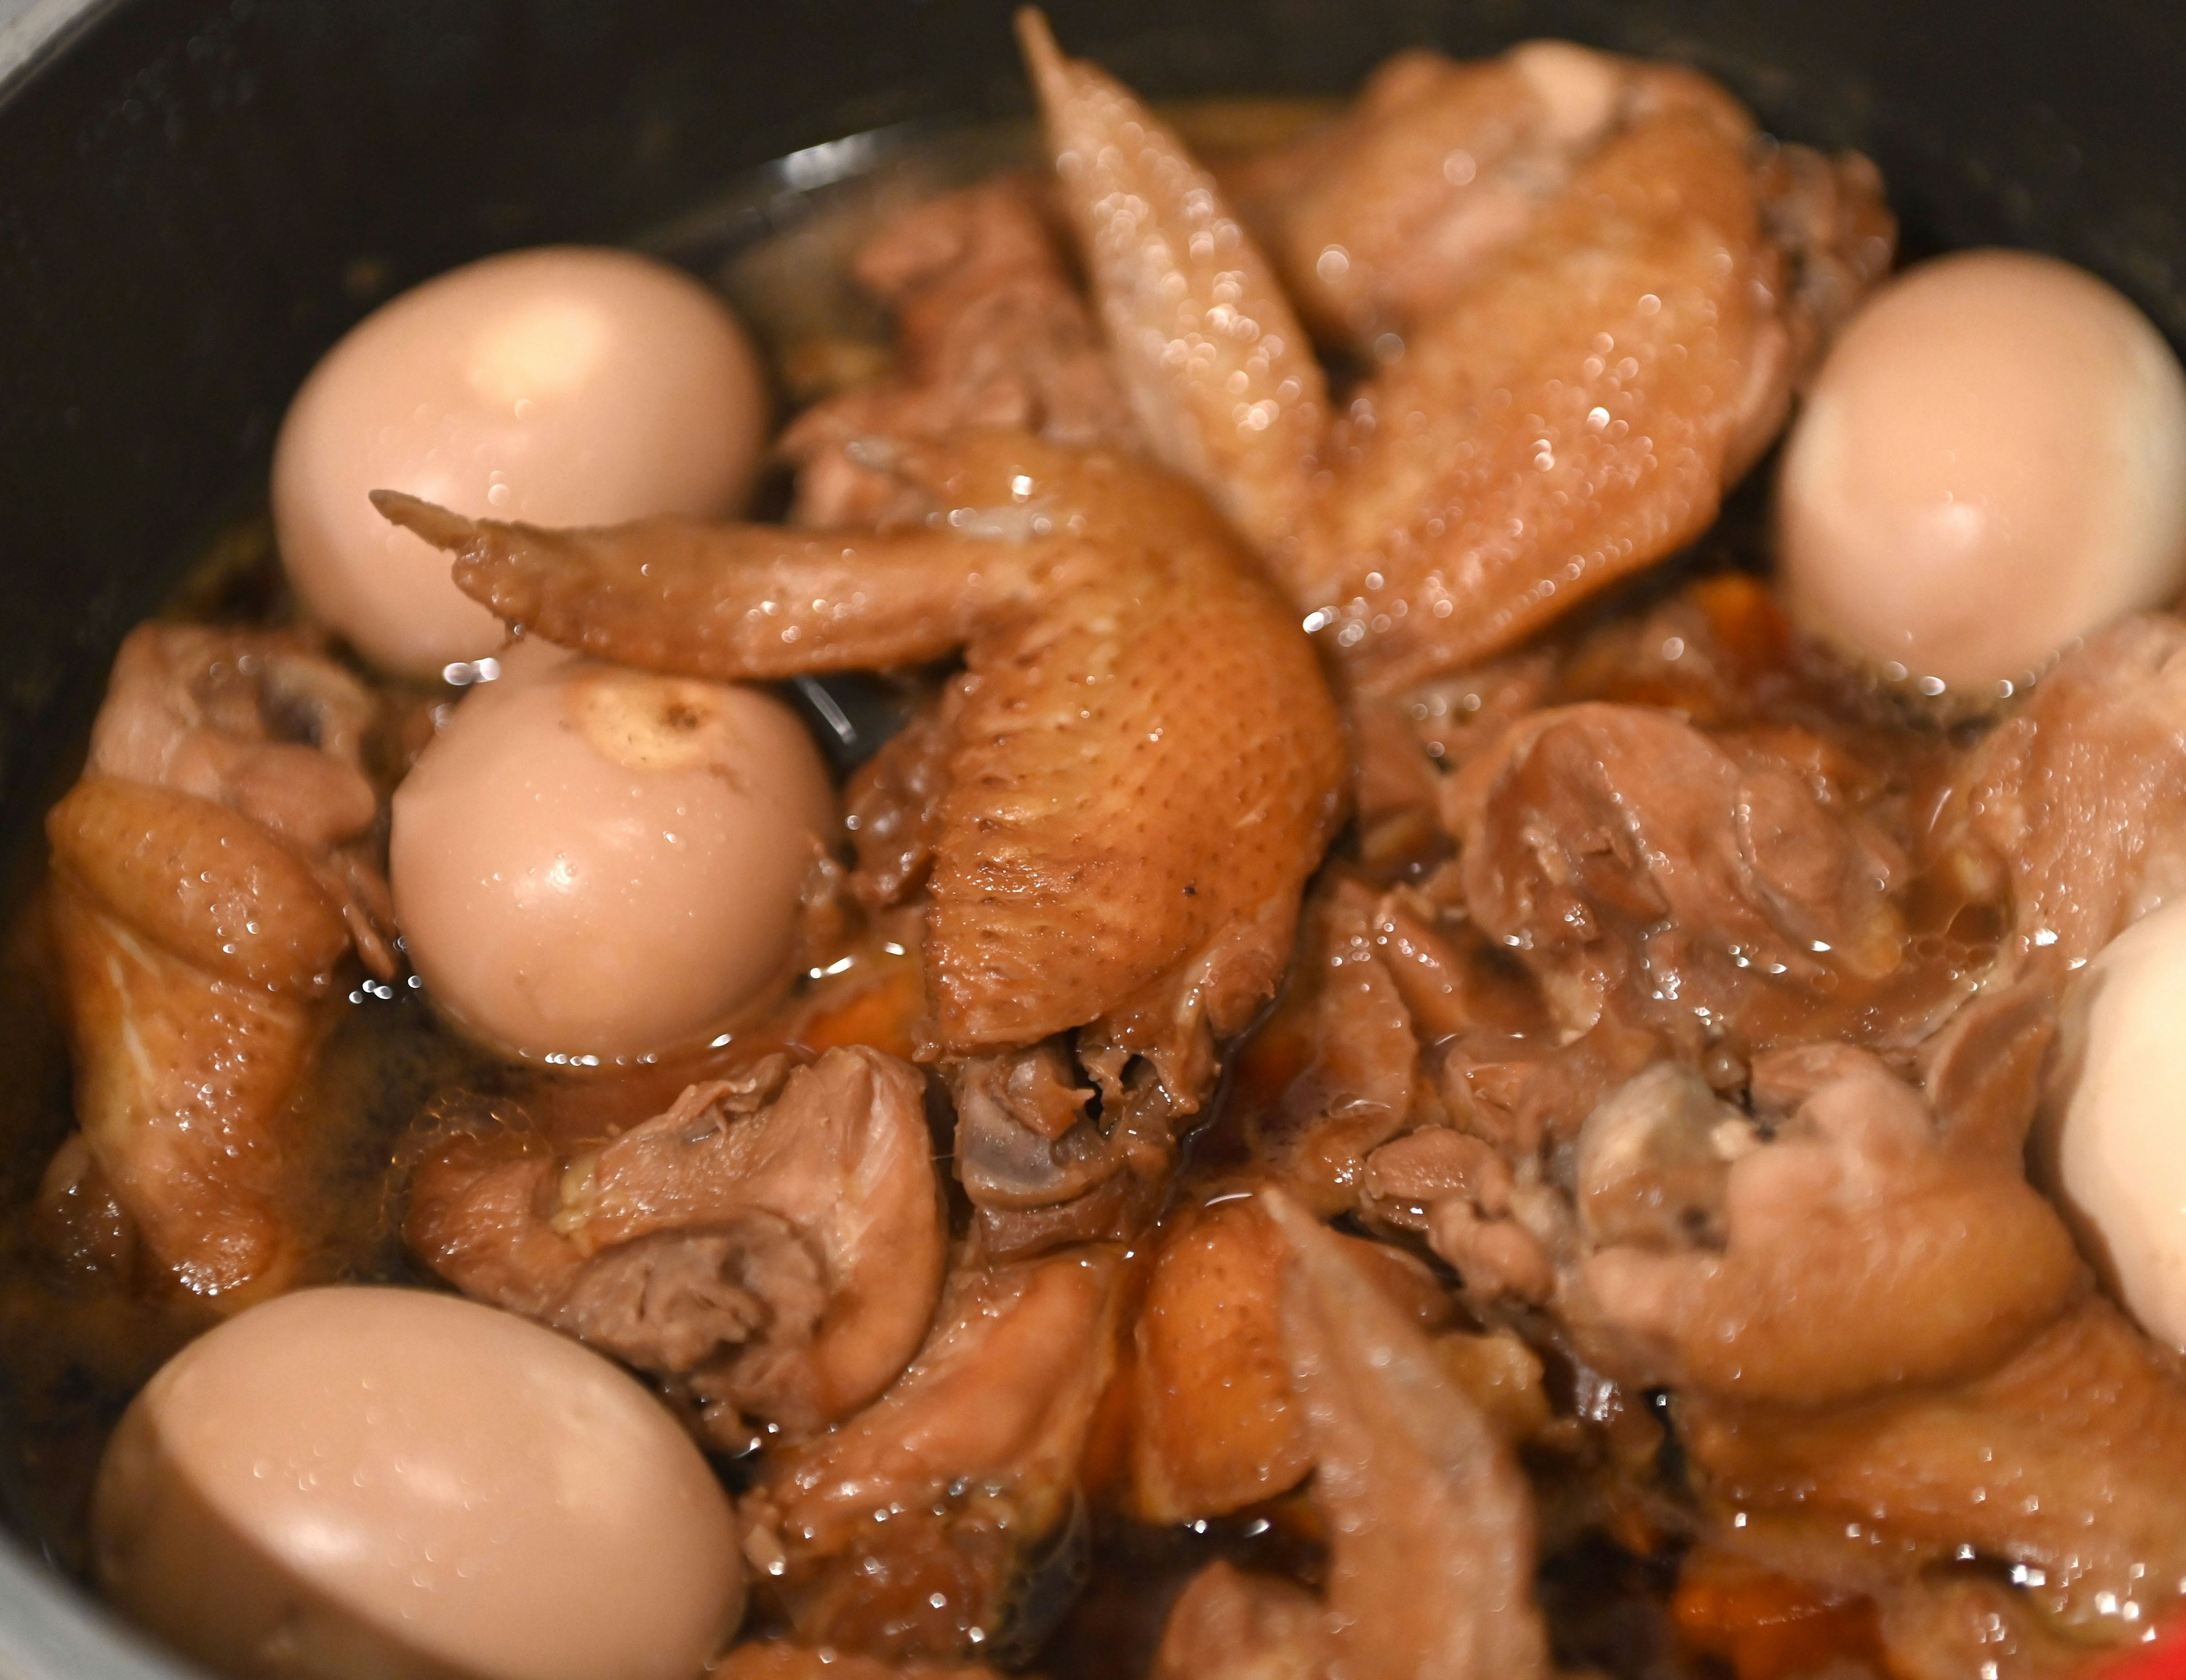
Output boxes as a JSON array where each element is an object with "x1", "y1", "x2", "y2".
[
  {"x1": 369, "y1": 488, "x2": 473, "y2": 552},
  {"x1": 1014, "y1": 7, "x2": 1064, "y2": 88}
]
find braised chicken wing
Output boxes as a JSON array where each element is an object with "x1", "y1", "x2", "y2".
[
  {"x1": 380, "y1": 433, "x2": 1346, "y2": 1251},
  {"x1": 1022, "y1": 18, "x2": 1892, "y2": 690},
  {"x1": 406, "y1": 1045, "x2": 946, "y2": 1439},
  {"x1": 40, "y1": 625, "x2": 393, "y2": 1300},
  {"x1": 1225, "y1": 41, "x2": 1889, "y2": 370}
]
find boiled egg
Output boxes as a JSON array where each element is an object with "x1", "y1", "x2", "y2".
[
  {"x1": 389, "y1": 641, "x2": 834, "y2": 1063},
  {"x1": 272, "y1": 247, "x2": 766, "y2": 679},
  {"x1": 1779, "y1": 249, "x2": 2186, "y2": 696},
  {"x1": 2041, "y1": 895, "x2": 2186, "y2": 1350},
  {"x1": 93, "y1": 1287, "x2": 742, "y2": 1680}
]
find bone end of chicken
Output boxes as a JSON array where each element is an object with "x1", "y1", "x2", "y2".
[{"x1": 1261, "y1": 1189, "x2": 1551, "y2": 1680}]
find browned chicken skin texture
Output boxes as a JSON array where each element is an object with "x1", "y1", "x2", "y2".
[
  {"x1": 1685, "y1": 1299, "x2": 2186, "y2": 1638},
  {"x1": 742, "y1": 1246, "x2": 1123, "y2": 1661},
  {"x1": 1225, "y1": 42, "x2": 1891, "y2": 375},
  {"x1": 42, "y1": 626, "x2": 391, "y2": 1301},
  {"x1": 1220, "y1": 43, "x2": 1653, "y2": 347},
  {"x1": 1018, "y1": 14, "x2": 1330, "y2": 565},
  {"x1": 406, "y1": 1047, "x2": 946, "y2": 1438},
  {"x1": 1022, "y1": 19, "x2": 1893, "y2": 691},
  {"x1": 380, "y1": 431, "x2": 1346, "y2": 1082}
]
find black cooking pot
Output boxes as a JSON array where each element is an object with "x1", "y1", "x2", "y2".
[{"x1": 0, "y1": 1, "x2": 2179, "y2": 1674}]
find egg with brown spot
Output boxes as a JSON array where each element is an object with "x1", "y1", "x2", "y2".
[{"x1": 390, "y1": 641, "x2": 835, "y2": 1062}]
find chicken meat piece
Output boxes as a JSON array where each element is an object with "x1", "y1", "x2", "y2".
[
  {"x1": 741, "y1": 1246, "x2": 1123, "y2": 1661},
  {"x1": 1226, "y1": 42, "x2": 1889, "y2": 372},
  {"x1": 1236, "y1": 879, "x2": 1425, "y2": 1214},
  {"x1": 1219, "y1": 43, "x2": 1704, "y2": 345},
  {"x1": 780, "y1": 175, "x2": 1139, "y2": 529},
  {"x1": 406, "y1": 1046, "x2": 946, "y2": 1439},
  {"x1": 1189, "y1": 1192, "x2": 1551, "y2": 1680},
  {"x1": 1022, "y1": 19, "x2": 1893, "y2": 692},
  {"x1": 1683, "y1": 1298, "x2": 2186, "y2": 1644},
  {"x1": 1570, "y1": 1044, "x2": 2085, "y2": 1407},
  {"x1": 1872, "y1": 1574, "x2": 2094, "y2": 1680},
  {"x1": 1946, "y1": 612, "x2": 2186, "y2": 975},
  {"x1": 1444, "y1": 701, "x2": 1985, "y2": 1053},
  {"x1": 380, "y1": 433, "x2": 1346, "y2": 1250},
  {"x1": 40, "y1": 625, "x2": 392, "y2": 1301}
]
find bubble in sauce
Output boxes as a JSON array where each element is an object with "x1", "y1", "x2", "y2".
[
  {"x1": 389, "y1": 640, "x2": 835, "y2": 1063},
  {"x1": 92, "y1": 1286, "x2": 743, "y2": 1680},
  {"x1": 1778, "y1": 249, "x2": 2186, "y2": 694},
  {"x1": 272, "y1": 247, "x2": 766, "y2": 678},
  {"x1": 2041, "y1": 897, "x2": 2186, "y2": 1352}
]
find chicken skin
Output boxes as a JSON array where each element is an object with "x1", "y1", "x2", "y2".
[
  {"x1": 1021, "y1": 15, "x2": 1892, "y2": 691},
  {"x1": 381, "y1": 433, "x2": 1345, "y2": 1251},
  {"x1": 40, "y1": 626, "x2": 392, "y2": 1302}
]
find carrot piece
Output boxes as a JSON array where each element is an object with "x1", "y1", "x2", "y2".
[{"x1": 1671, "y1": 1549, "x2": 1883, "y2": 1680}]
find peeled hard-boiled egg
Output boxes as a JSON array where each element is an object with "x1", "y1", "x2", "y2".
[
  {"x1": 1780, "y1": 249, "x2": 2186, "y2": 695},
  {"x1": 93, "y1": 1287, "x2": 743, "y2": 1680},
  {"x1": 272, "y1": 247, "x2": 766, "y2": 678},
  {"x1": 2042, "y1": 895, "x2": 2186, "y2": 1350},
  {"x1": 390, "y1": 642, "x2": 834, "y2": 1063}
]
